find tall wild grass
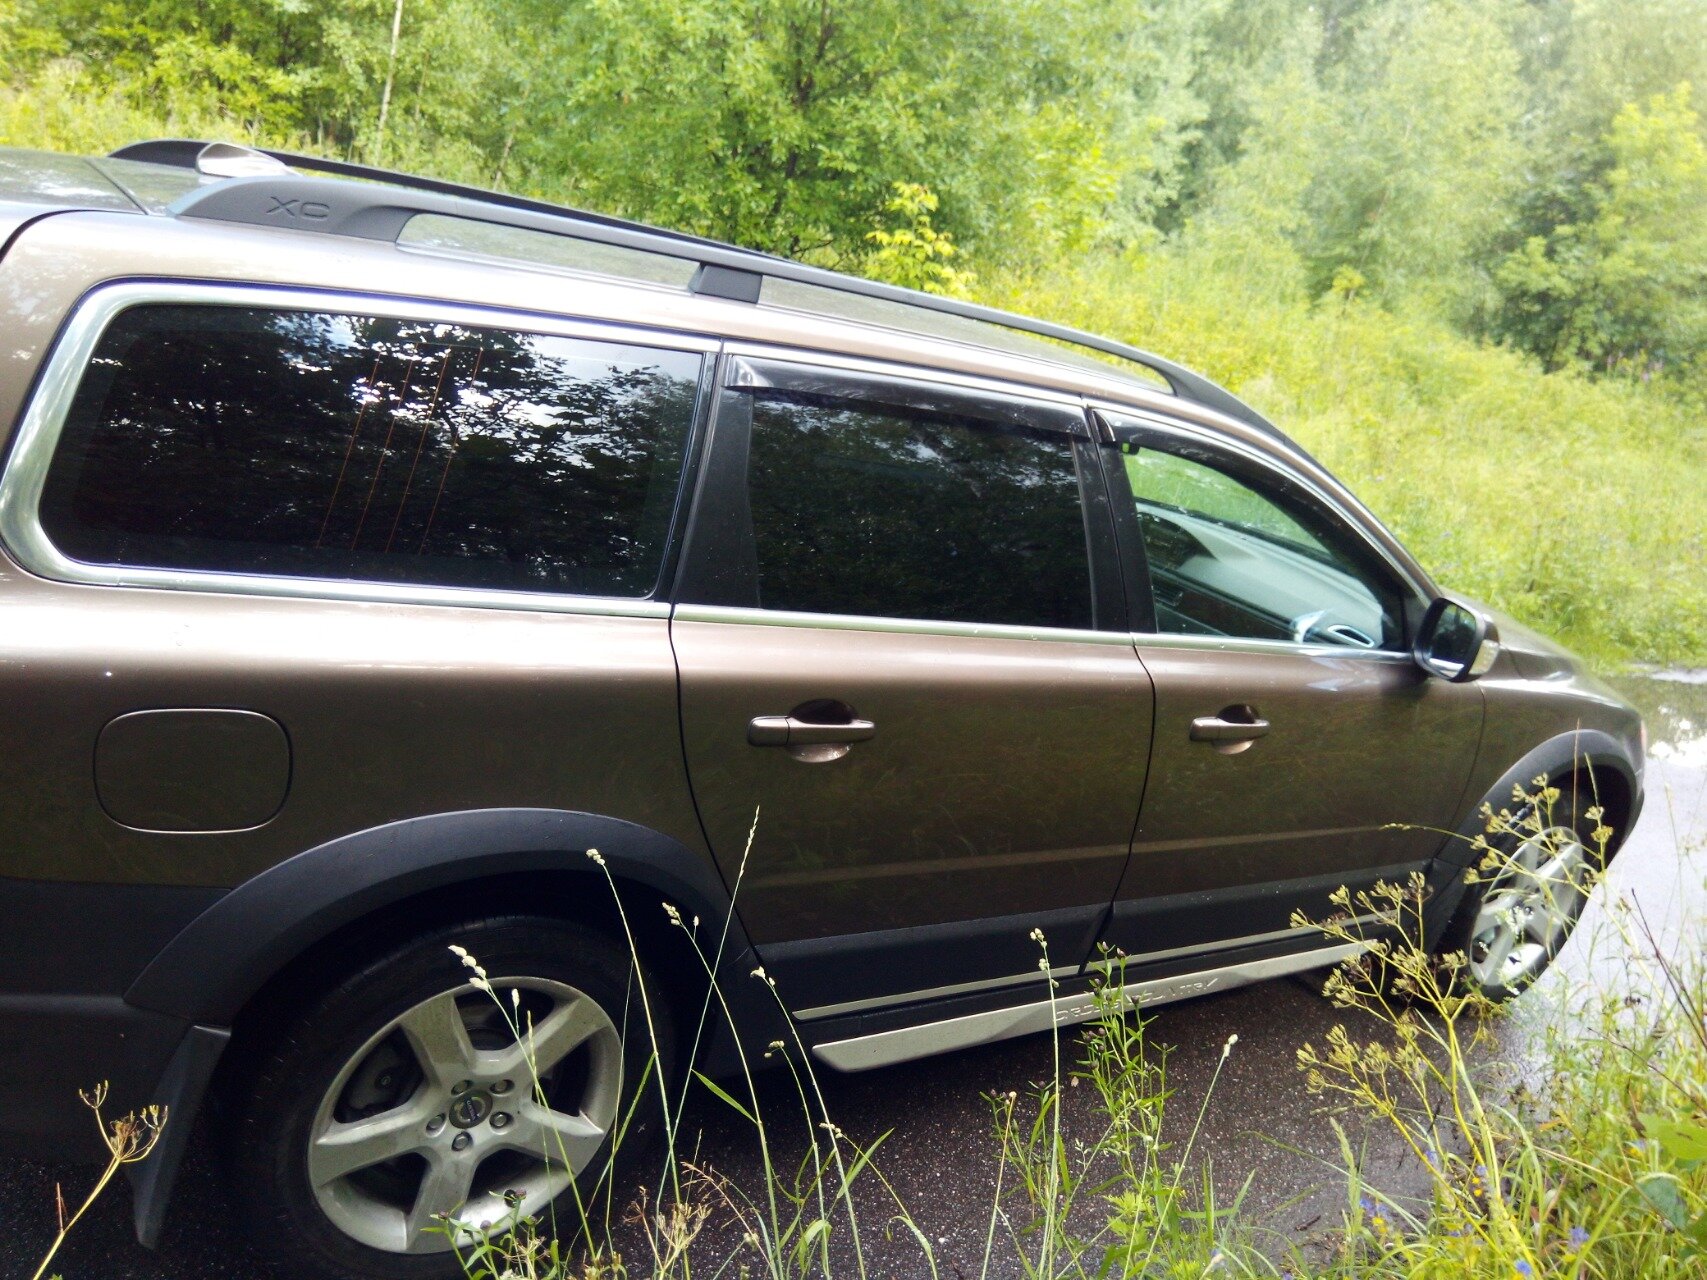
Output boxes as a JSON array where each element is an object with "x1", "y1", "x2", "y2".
[
  {"x1": 25, "y1": 793, "x2": 1705, "y2": 1277},
  {"x1": 430, "y1": 797, "x2": 1706, "y2": 1279}
]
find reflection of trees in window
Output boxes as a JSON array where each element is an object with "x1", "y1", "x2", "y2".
[
  {"x1": 747, "y1": 393, "x2": 1093, "y2": 629},
  {"x1": 41, "y1": 307, "x2": 702, "y2": 597},
  {"x1": 1125, "y1": 445, "x2": 1402, "y2": 648}
]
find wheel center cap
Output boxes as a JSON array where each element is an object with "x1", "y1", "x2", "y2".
[{"x1": 448, "y1": 1090, "x2": 492, "y2": 1129}]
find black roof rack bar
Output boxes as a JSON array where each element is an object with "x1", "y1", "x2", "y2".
[{"x1": 110, "y1": 139, "x2": 1286, "y2": 442}]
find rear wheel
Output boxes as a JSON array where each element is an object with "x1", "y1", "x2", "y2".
[
  {"x1": 1441, "y1": 789, "x2": 1599, "y2": 1000},
  {"x1": 227, "y1": 915, "x2": 674, "y2": 1280}
]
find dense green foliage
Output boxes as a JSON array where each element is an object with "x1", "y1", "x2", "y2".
[
  {"x1": 1, "y1": 0, "x2": 1702, "y2": 662},
  {"x1": 990, "y1": 260, "x2": 1707, "y2": 666}
]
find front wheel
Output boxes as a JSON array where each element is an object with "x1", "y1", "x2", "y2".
[
  {"x1": 226, "y1": 915, "x2": 674, "y2": 1280},
  {"x1": 1440, "y1": 789, "x2": 1600, "y2": 1000}
]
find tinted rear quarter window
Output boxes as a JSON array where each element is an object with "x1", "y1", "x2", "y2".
[
  {"x1": 745, "y1": 391, "x2": 1094, "y2": 629},
  {"x1": 39, "y1": 305, "x2": 703, "y2": 597}
]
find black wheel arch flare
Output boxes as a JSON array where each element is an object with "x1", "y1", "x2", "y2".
[
  {"x1": 126, "y1": 807, "x2": 780, "y2": 1045},
  {"x1": 121, "y1": 808, "x2": 787, "y2": 1246}
]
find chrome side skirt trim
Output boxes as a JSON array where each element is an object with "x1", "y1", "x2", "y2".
[
  {"x1": 809, "y1": 941, "x2": 1367, "y2": 1072},
  {"x1": 794, "y1": 917, "x2": 1383, "y2": 1023},
  {"x1": 793, "y1": 964, "x2": 1079, "y2": 1022},
  {"x1": 1087, "y1": 913, "x2": 1386, "y2": 970}
]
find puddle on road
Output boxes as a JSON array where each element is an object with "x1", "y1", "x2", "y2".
[
  {"x1": 1519, "y1": 665, "x2": 1706, "y2": 1026},
  {"x1": 1606, "y1": 668, "x2": 1707, "y2": 770}
]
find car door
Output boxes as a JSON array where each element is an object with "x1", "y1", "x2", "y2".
[
  {"x1": 670, "y1": 353, "x2": 1152, "y2": 1021},
  {"x1": 1095, "y1": 408, "x2": 1485, "y2": 961}
]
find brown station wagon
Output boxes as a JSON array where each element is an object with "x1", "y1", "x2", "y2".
[{"x1": 0, "y1": 140, "x2": 1644, "y2": 1278}]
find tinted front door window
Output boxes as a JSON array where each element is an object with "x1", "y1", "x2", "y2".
[
  {"x1": 747, "y1": 392, "x2": 1094, "y2": 629},
  {"x1": 1125, "y1": 444, "x2": 1402, "y2": 649},
  {"x1": 40, "y1": 305, "x2": 703, "y2": 597}
]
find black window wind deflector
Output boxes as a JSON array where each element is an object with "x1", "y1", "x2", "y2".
[
  {"x1": 725, "y1": 355, "x2": 1088, "y2": 436},
  {"x1": 112, "y1": 138, "x2": 1290, "y2": 447}
]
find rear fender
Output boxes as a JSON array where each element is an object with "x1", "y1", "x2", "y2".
[
  {"x1": 126, "y1": 808, "x2": 765, "y2": 1029},
  {"x1": 123, "y1": 808, "x2": 785, "y2": 1246}
]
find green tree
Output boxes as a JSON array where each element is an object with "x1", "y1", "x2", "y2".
[
  {"x1": 861, "y1": 183, "x2": 975, "y2": 295},
  {"x1": 1099, "y1": 0, "x2": 1226, "y2": 240},
  {"x1": 8, "y1": 0, "x2": 538, "y2": 176},
  {"x1": 1494, "y1": 84, "x2": 1707, "y2": 380},
  {"x1": 1174, "y1": 55, "x2": 1327, "y2": 304},
  {"x1": 1172, "y1": 0, "x2": 1526, "y2": 318},
  {"x1": 507, "y1": 0, "x2": 1139, "y2": 264},
  {"x1": 1299, "y1": 0, "x2": 1523, "y2": 315}
]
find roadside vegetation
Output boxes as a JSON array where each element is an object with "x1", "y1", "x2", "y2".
[
  {"x1": 32, "y1": 795, "x2": 1706, "y2": 1280},
  {"x1": 1, "y1": 0, "x2": 1703, "y2": 665},
  {"x1": 361, "y1": 793, "x2": 1707, "y2": 1278}
]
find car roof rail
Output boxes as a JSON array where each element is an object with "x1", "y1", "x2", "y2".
[{"x1": 108, "y1": 139, "x2": 1289, "y2": 444}]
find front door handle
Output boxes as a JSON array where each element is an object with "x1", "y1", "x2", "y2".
[
  {"x1": 748, "y1": 716, "x2": 878, "y2": 747},
  {"x1": 1190, "y1": 707, "x2": 1269, "y2": 755},
  {"x1": 1189, "y1": 716, "x2": 1270, "y2": 742}
]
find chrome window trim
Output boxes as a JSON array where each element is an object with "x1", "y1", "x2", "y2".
[
  {"x1": 811, "y1": 940, "x2": 1369, "y2": 1072},
  {"x1": 0, "y1": 280, "x2": 713, "y2": 618},
  {"x1": 672, "y1": 602, "x2": 1135, "y2": 646},
  {"x1": 1095, "y1": 402, "x2": 1434, "y2": 656},
  {"x1": 1133, "y1": 631, "x2": 1417, "y2": 662},
  {"x1": 725, "y1": 339, "x2": 1090, "y2": 416}
]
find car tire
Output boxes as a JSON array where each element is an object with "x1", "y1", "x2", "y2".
[
  {"x1": 1437, "y1": 784, "x2": 1601, "y2": 1001},
  {"x1": 225, "y1": 914, "x2": 676, "y2": 1280}
]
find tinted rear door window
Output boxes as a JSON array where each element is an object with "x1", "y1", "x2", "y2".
[
  {"x1": 745, "y1": 391, "x2": 1094, "y2": 629},
  {"x1": 39, "y1": 304, "x2": 703, "y2": 597}
]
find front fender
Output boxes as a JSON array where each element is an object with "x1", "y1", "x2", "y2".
[{"x1": 1422, "y1": 727, "x2": 1642, "y2": 947}]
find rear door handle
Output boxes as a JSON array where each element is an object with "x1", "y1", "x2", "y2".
[
  {"x1": 748, "y1": 716, "x2": 878, "y2": 747},
  {"x1": 1189, "y1": 715, "x2": 1270, "y2": 743}
]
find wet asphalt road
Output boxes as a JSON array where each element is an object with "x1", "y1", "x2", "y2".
[{"x1": 4, "y1": 674, "x2": 1701, "y2": 1279}]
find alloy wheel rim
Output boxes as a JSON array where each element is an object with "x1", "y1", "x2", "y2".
[
  {"x1": 306, "y1": 976, "x2": 623, "y2": 1254},
  {"x1": 1467, "y1": 824, "x2": 1590, "y2": 991}
]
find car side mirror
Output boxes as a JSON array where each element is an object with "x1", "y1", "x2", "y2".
[{"x1": 1414, "y1": 597, "x2": 1499, "y2": 682}]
